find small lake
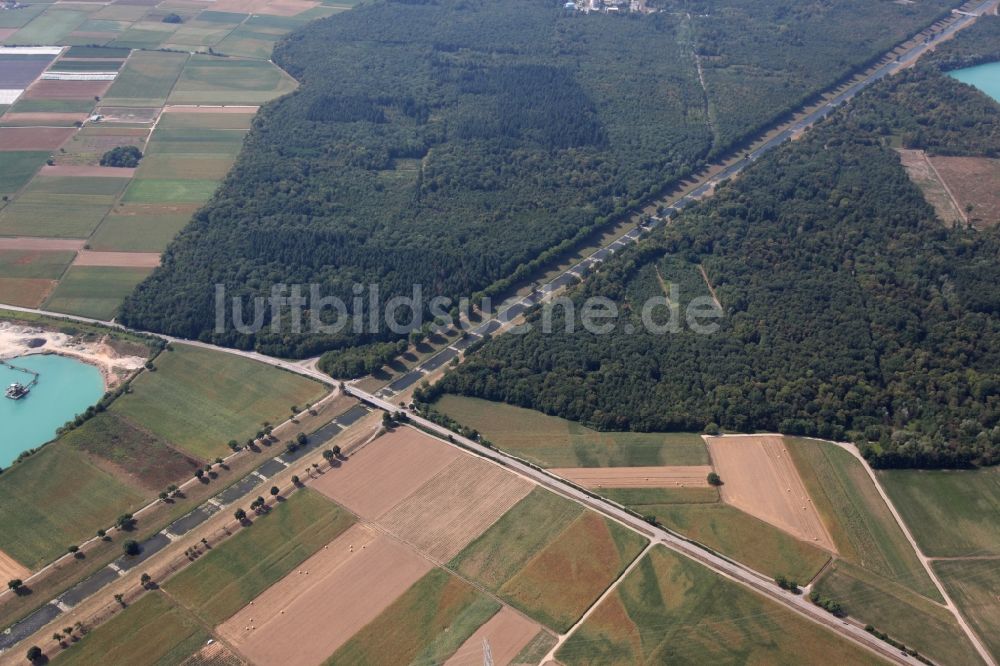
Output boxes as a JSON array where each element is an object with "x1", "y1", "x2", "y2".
[
  {"x1": 948, "y1": 61, "x2": 1000, "y2": 103},
  {"x1": 0, "y1": 354, "x2": 104, "y2": 467}
]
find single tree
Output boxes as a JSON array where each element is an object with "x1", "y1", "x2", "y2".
[
  {"x1": 26, "y1": 646, "x2": 42, "y2": 663},
  {"x1": 234, "y1": 508, "x2": 247, "y2": 522},
  {"x1": 291, "y1": 475, "x2": 301, "y2": 485},
  {"x1": 331, "y1": 445, "x2": 341, "y2": 457},
  {"x1": 707, "y1": 472, "x2": 723, "y2": 486},
  {"x1": 322, "y1": 449, "x2": 334, "y2": 462},
  {"x1": 122, "y1": 540, "x2": 140, "y2": 556},
  {"x1": 269, "y1": 486, "x2": 280, "y2": 497},
  {"x1": 7, "y1": 579, "x2": 22, "y2": 593}
]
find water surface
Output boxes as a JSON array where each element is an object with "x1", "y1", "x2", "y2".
[
  {"x1": 0, "y1": 354, "x2": 104, "y2": 467},
  {"x1": 948, "y1": 61, "x2": 1000, "y2": 103}
]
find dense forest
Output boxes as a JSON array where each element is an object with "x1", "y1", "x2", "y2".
[
  {"x1": 429, "y1": 71, "x2": 1000, "y2": 468},
  {"x1": 120, "y1": 0, "x2": 957, "y2": 356},
  {"x1": 924, "y1": 14, "x2": 1000, "y2": 71}
]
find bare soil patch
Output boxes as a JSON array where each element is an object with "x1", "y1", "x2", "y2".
[
  {"x1": 551, "y1": 466, "x2": 713, "y2": 489},
  {"x1": 39, "y1": 165, "x2": 136, "y2": 178},
  {"x1": 23, "y1": 79, "x2": 112, "y2": 100},
  {"x1": 311, "y1": 426, "x2": 460, "y2": 519},
  {"x1": 378, "y1": 455, "x2": 533, "y2": 562},
  {"x1": 218, "y1": 524, "x2": 433, "y2": 666},
  {"x1": 0, "y1": 549, "x2": 29, "y2": 581},
  {"x1": 0, "y1": 127, "x2": 75, "y2": 151},
  {"x1": 96, "y1": 106, "x2": 160, "y2": 123},
  {"x1": 0, "y1": 278, "x2": 56, "y2": 307},
  {"x1": 897, "y1": 149, "x2": 963, "y2": 226},
  {"x1": 73, "y1": 251, "x2": 160, "y2": 267},
  {"x1": 929, "y1": 155, "x2": 1000, "y2": 228},
  {"x1": 179, "y1": 641, "x2": 245, "y2": 666},
  {"x1": 0, "y1": 237, "x2": 85, "y2": 251},
  {"x1": 444, "y1": 606, "x2": 541, "y2": 666},
  {"x1": 705, "y1": 435, "x2": 837, "y2": 552}
]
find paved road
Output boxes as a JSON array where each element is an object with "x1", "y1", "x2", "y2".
[{"x1": 347, "y1": 387, "x2": 917, "y2": 666}]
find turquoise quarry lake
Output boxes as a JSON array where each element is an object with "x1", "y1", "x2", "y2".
[
  {"x1": 949, "y1": 61, "x2": 1000, "y2": 102},
  {"x1": 0, "y1": 354, "x2": 104, "y2": 467}
]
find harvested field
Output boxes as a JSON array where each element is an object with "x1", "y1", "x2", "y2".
[
  {"x1": 179, "y1": 642, "x2": 246, "y2": 666},
  {"x1": 328, "y1": 567, "x2": 501, "y2": 666},
  {"x1": 898, "y1": 149, "x2": 963, "y2": 226},
  {"x1": 444, "y1": 607, "x2": 541, "y2": 666},
  {"x1": 0, "y1": 237, "x2": 84, "y2": 251},
  {"x1": 551, "y1": 465, "x2": 713, "y2": 489},
  {"x1": 162, "y1": 104, "x2": 259, "y2": 114},
  {"x1": 38, "y1": 164, "x2": 136, "y2": 178},
  {"x1": 0, "y1": 278, "x2": 57, "y2": 307},
  {"x1": 706, "y1": 435, "x2": 836, "y2": 552},
  {"x1": 218, "y1": 525, "x2": 433, "y2": 666},
  {"x1": 378, "y1": 455, "x2": 533, "y2": 562},
  {"x1": 22, "y1": 79, "x2": 112, "y2": 99},
  {"x1": 73, "y1": 250, "x2": 160, "y2": 267},
  {"x1": 0, "y1": 201, "x2": 111, "y2": 238},
  {"x1": 0, "y1": 111, "x2": 89, "y2": 126},
  {"x1": 0, "y1": 126, "x2": 74, "y2": 150},
  {"x1": 0, "y1": 549, "x2": 28, "y2": 582},
  {"x1": 166, "y1": 490, "x2": 354, "y2": 624},
  {"x1": 311, "y1": 426, "x2": 460, "y2": 519},
  {"x1": 930, "y1": 155, "x2": 1000, "y2": 227}
]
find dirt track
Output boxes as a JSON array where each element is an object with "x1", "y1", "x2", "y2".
[
  {"x1": 705, "y1": 435, "x2": 837, "y2": 552},
  {"x1": 378, "y1": 455, "x2": 533, "y2": 561},
  {"x1": 310, "y1": 427, "x2": 459, "y2": 518},
  {"x1": 550, "y1": 465, "x2": 713, "y2": 489},
  {"x1": 218, "y1": 524, "x2": 432, "y2": 666},
  {"x1": 444, "y1": 607, "x2": 540, "y2": 666}
]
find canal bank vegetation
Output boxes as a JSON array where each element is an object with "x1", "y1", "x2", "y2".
[
  {"x1": 435, "y1": 70, "x2": 1000, "y2": 470},
  {"x1": 119, "y1": 0, "x2": 956, "y2": 357}
]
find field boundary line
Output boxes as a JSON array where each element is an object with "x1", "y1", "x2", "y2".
[{"x1": 828, "y1": 440, "x2": 997, "y2": 666}]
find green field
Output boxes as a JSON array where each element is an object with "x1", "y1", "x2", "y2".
[
  {"x1": 135, "y1": 155, "x2": 235, "y2": 180},
  {"x1": 0, "y1": 201, "x2": 111, "y2": 238},
  {"x1": 9, "y1": 99, "x2": 96, "y2": 114},
  {"x1": 0, "y1": 250, "x2": 73, "y2": 280},
  {"x1": 109, "y1": 24, "x2": 179, "y2": 50},
  {"x1": 65, "y1": 45, "x2": 131, "y2": 58},
  {"x1": 558, "y1": 546, "x2": 883, "y2": 665},
  {"x1": 89, "y1": 208, "x2": 194, "y2": 252},
  {"x1": 156, "y1": 112, "x2": 254, "y2": 130},
  {"x1": 815, "y1": 561, "x2": 981, "y2": 666},
  {"x1": 122, "y1": 178, "x2": 220, "y2": 204},
  {"x1": 165, "y1": 490, "x2": 352, "y2": 624},
  {"x1": 786, "y1": 438, "x2": 938, "y2": 599},
  {"x1": 112, "y1": 343, "x2": 325, "y2": 459},
  {"x1": 146, "y1": 128, "x2": 246, "y2": 156},
  {"x1": 879, "y1": 467, "x2": 1000, "y2": 558},
  {"x1": 168, "y1": 55, "x2": 298, "y2": 104},
  {"x1": 21, "y1": 175, "x2": 129, "y2": 201},
  {"x1": 58, "y1": 593, "x2": 207, "y2": 666},
  {"x1": 103, "y1": 51, "x2": 189, "y2": 106},
  {"x1": 0, "y1": 4, "x2": 44, "y2": 28},
  {"x1": 44, "y1": 266, "x2": 154, "y2": 320},
  {"x1": 49, "y1": 59, "x2": 123, "y2": 72},
  {"x1": 601, "y1": 486, "x2": 719, "y2": 506},
  {"x1": 0, "y1": 151, "x2": 48, "y2": 199},
  {"x1": 327, "y1": 568, "x2": 501, "y2": 666},
  {"x1": 3, "y1": 9, "x2": 87, "y2": 44},
  {"x1": 0, "y1": 444, "x2": 144, "y2": 568},
  {"x1": 651, "y1": 502, "x2": 829, "y2": 583},
  {"x1": 450, "y1": 488, "x2": 647, "y2": 632},
  {"x1": 435, "y1": 395, "x2": 708, "y2": 468},
  {"x1": 935, "y1": 558, "x2": 1000, "y2": 660}
]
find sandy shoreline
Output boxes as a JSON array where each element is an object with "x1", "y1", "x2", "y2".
[{"x1": 0, "y1": 322, "x2": 147, "y2": 390}]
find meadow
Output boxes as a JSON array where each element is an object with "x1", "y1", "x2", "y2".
[
  {"x1": 112, "y1": 343, "x2": 325, "y2": 459},
  {"x1": 814, "y1": 561, "x2": 981, "y2": 666},
  {"x1": 450, "y1": 488, "x2": 647, "y2": 632},
  {"x1": 557, "y1": 546, "x2": 883, "y2": 665},
  {"x1": 934, "y1": 559, "x2": 1000, "y2": 659},
  {"x1": 326, "y1": 568, "x2": 500, "y2": 666},
  {"x1": 102, "y1": 51, "x2": 189, "y2": 107},
  {"x1": 0, "y1": 151, "x2": 48, "y2": 199},
  {"x1": 435, "y1": 395, "x2": 708, "y2": 468},
  {"x1": 878, "y1": 467, "x2": 1000, "y2": 557},
  {"x1": 165, "y1": 490, "x2": 353, "y2": 625},
  {"x1": 786, "y1": 438, "x2": 938, "y2": 599},
  {"x1": 57, "y1": 593, "x2": 207, "y2": 666},
  {"x1": 43, "y1": 266, "x2": 154, "y2": 320}
]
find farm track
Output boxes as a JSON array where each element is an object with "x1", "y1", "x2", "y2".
[{"x1": 1, "y1": 0, "x2": 999, "y2": 661}]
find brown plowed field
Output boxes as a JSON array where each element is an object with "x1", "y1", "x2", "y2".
[
  {"x1": 310, "y1": 427, "x2": 460, "y2": 519},
  {"x1": 378, "y1": 455, "x2": 533, "y2": 562},
  {"x1": 0, "y1": 112, "x2": 90, "y2": 126},
  {"x1": 0, "y1": 237, "x2": 85, "y2": 251},
  {"x1": 0, "y1": 549, "x2": 29, "y2": 581},
  {"x1": 0, "y1": 127, "x2": 75, "y2": 150},
  {"x1": 0, "y1": 278, "x2": 57, "y2": 307},
  {"x1": 550, "y1": 465, "x2": 713, "y2": 489},
  {"x1": 23, "y1": 79, "x2": 112, "y2": 100},
  {"x1": 444, "y1": 607, "x2": 541, "y2": 666},
  {"x1": 218, "y1": 524, "x2": 433, "y2": 666},
  {"x1": 39, "y1": 165, "x2": 136, "y2": 178},
  {"x1": 705, "y1": 435, "x2": 837, "y2": 552},
  {"x1": 929, "y1": 155, "x2": 1000, "y2": 228},
  {"x1": 73, "y1": 251, "x2": 160, "y2": 267}
]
